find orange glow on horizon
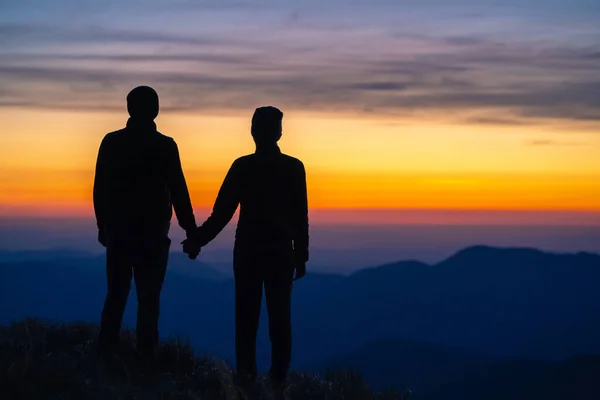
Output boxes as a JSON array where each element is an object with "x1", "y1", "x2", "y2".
[{"x1": 2, "y1": 108, "x2": 600, "y2": 224}]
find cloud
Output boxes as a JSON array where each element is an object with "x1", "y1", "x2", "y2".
[
  {"x1": 0, "y1": 24, "x2": 232, "y2": 47},
  {"x1": 350, "y1": 82, "x2": 412, "y2": 91},
  {"x1": 464, "y1": 116, "x2": 539, "y2": 126},
  {"x1": 527, "y1": 140, "x2": 585, "y2": 146},
  {"x1": 0, "y1": 18, "x2": 599, "y2": 127}
]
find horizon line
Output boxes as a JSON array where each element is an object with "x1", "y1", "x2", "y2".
[{"x1": 2, "y1": 207, "x2": 600, "y2": 226}]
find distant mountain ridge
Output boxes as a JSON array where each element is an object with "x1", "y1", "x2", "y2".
[
  {"x1": 2, "y1": 245, "x2": 600, "y2": 389},
  {"x1": 311, "y1": 337, "x2": 495, "y2": 391},
  {"x1": 313, "y1": 338, "x2": 600, "y2": 399}
]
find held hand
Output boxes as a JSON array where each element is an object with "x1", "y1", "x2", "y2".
[
  {"x1": 293, "y1": 261, "x2": 307, "y2": 281},
  {"x1": 182, "y1": 238, "x2": 201, "y2": 260}
]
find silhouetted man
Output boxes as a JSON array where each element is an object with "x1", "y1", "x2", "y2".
[
  {"x1": 183, "y1": 106, "x2": 309, "y2": 385},
  {"x1": 93, "y1": 86, "x2": 197, "y2": 364}
]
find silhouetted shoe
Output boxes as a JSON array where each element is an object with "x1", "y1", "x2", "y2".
[
  {"x1": 269, "y1": 370, "x2": 288, "y2": 386},
  {"x1": 96, "y1": 339, "x2": 119, "y2": 359},
  {"x1": 140, "y1": 366, "x2": 157, "y2": 384},
  {"x1": 235, "y1": 370, "x2": 257, "y2": 387},
  {"x1": 96, "y1": 340, "x2": 131, "y2": 378},
  {"x1": 235, "y1": 371, "x2": 261, "y2": 400},
  {"x1": 136, "y1": 347, "x2": 158, "y2": 381},
  {"x1": 268, "y1": 377, "x2": 289, "y2": 400}
]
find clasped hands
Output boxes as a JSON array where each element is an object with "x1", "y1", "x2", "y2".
[
  {"x1": 182, "y1": 229, "x2": 202, "y2": 260},
  {"x1": 180, "y1": 229, "x2": 307, "y2": 281}
]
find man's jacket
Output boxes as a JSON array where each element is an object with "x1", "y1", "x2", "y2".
[{"x1": 93, "y1": 118, "x2": 196, "y2": 241}]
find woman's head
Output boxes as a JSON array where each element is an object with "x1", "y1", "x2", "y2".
[{"x1": 251, "y1": 106, "x2": 283, "y2": 145}]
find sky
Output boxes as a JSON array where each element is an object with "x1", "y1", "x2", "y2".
[{"x1": 1, "y1": 0, "x2": 600, "y2": 229}]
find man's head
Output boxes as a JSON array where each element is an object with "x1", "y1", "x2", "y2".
[
  {"x1": 127, "y1": 86, "x2": 159, "y2": 120},
  {"x1": 251, "y1": 106, "x2": 283, "y2": 145}
]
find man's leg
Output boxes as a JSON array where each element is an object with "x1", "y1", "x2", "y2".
[
  {"x1": 264, "y1": 249, "x2": 295, "y2": 384},
  {"x1": 132, "y1": 238, "x2": 170, "y2": 361},
  {"x1": 234, "y1": 248, "x2": 263, "y2": 380},
  {"x1": 98, "y1": 244, "x2": 133, "y2": 351}
]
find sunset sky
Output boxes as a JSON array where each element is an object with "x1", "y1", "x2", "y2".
[{"x1": 1, "y1": 0, "x2": 600, "y2": 225}]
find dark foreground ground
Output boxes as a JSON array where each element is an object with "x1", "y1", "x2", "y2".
[{"x1": 0, "y1": 319, "x2": 405, "y2": 400}]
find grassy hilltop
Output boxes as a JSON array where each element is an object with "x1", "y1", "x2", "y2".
[{"x1": 0, "y1": 319, "x2": 404, "y2": 400}]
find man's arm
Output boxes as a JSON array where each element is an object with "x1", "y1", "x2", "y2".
[
  {"x1": 93, "y1": 138, "x2": 108, "y2": 246},
  {"x1": 167, "y1": 139, "x2": 197, "y2": 236},
  {"x1": 293, "y1": 161, "x2": 309, "y2": 264},
  {"x1": 195, "y1": 160, "x2": 241, "y2": 247}
]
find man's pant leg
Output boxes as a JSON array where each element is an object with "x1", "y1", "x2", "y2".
[
  {"x1": 132, "y1": 238, "x2": 170, "y2": 358},
  {"x1": 264, "y1": 249, "x2": 295, "y2": 382},
  {"x1": 233, "y1": 248, "x2": 263, "y2": 378},
  {"x1": 98, "y1": 245, "x2": 133, "y2": 350}
]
